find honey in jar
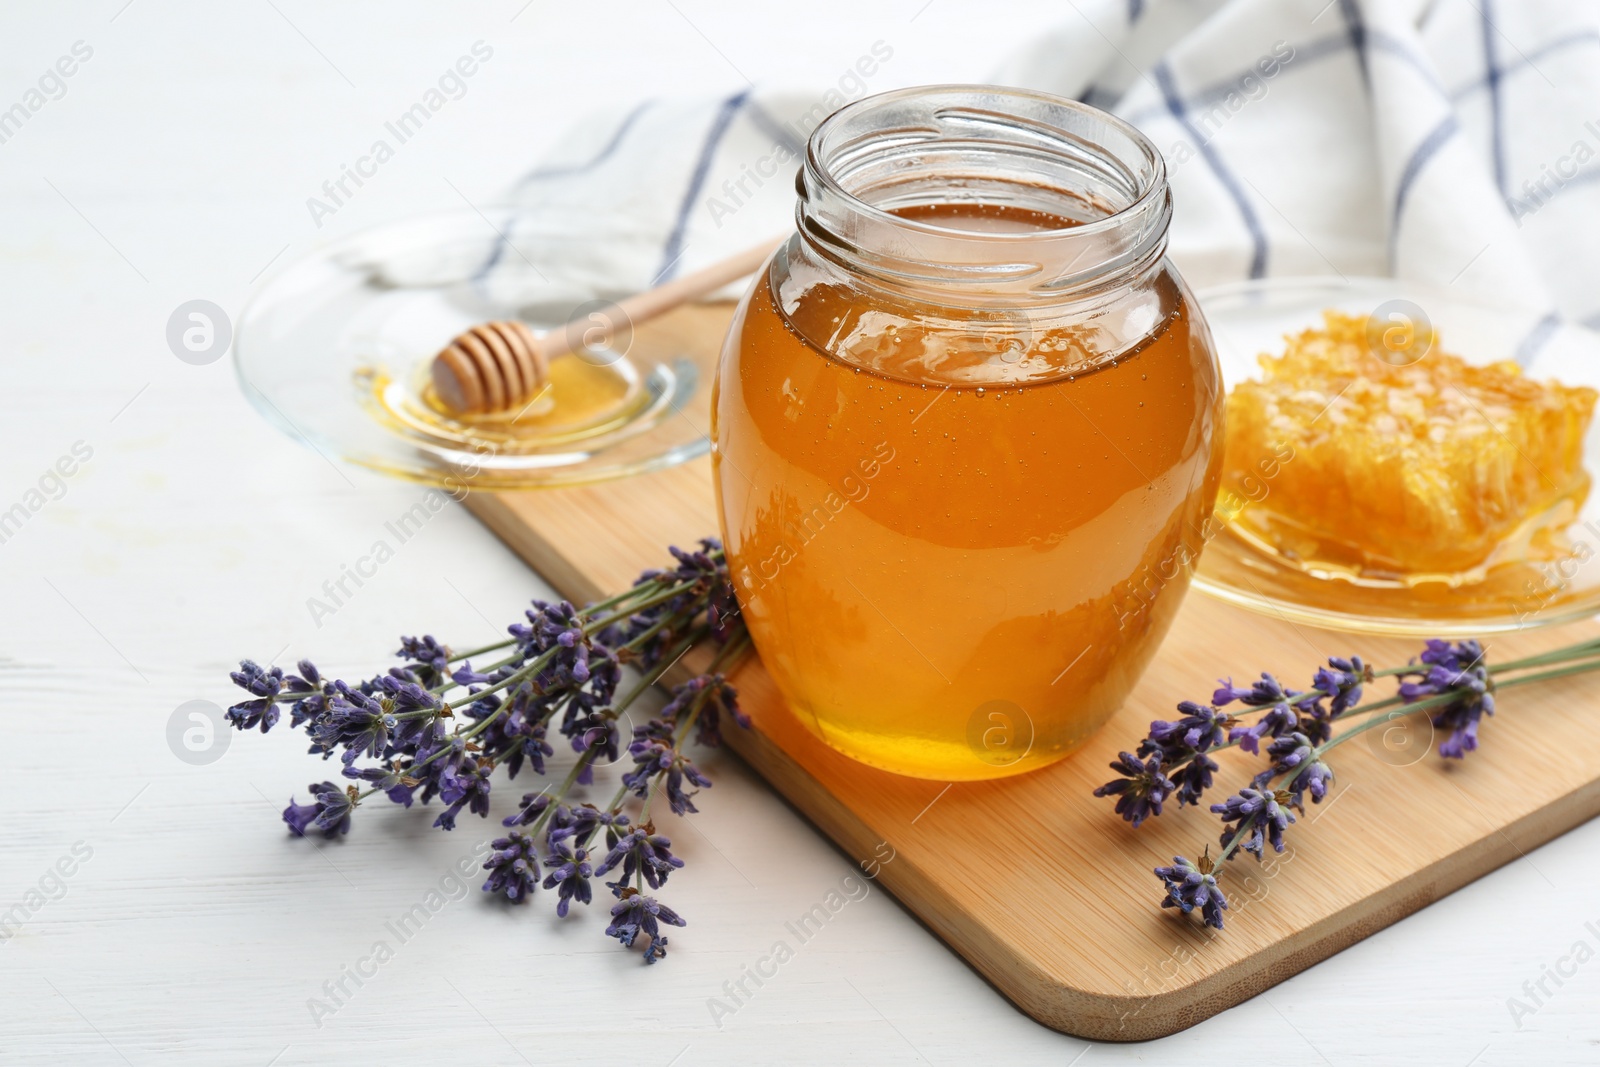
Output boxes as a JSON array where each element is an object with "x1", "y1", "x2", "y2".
[{"x1": 713, "y1": 87, "x2": 1224, "y2": 780}]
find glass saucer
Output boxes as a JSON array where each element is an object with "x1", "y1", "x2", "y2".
[
  {"x1": 1191, "y1": 276, "x2": 1600, "y2": 636},
  {"x1": 233, "y1": 208, "x2": 722, "y2": 490}
]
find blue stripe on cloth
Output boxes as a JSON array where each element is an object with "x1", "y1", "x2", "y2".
[
  {"x1": 1481, "y1": 0, "x2": 1510, "y2": 204},
  {"x1": 744, "y1": 98, "x2": 804, "y2": 155},
  {"x1": 1122, "y1": 33, "x2": 1351, "y2": 127},
  {"x1": 1449, "y1": 29, "x2": 1600, "y2": 102},
  {"x1": 515, "y1": 101, "x2": 652, "y2": 186},
  {"x1": 472, "y1": 103, "x2": 654, "y2": 282},
  {"x1": 1080, "y1": 84, "x2": 1122, "y2": 111},
  {"x1": 1336, "y1": 0, "x2": 1369, "y2": 85},
  {"x1": 1128, "y1": 0, "x2": 1144, "y2": 22},
  {"x1": 1123, "y1": 22, "x2": 1440, "y2": 133},
  {"x1": 1513, "y1": 310, "x2": 1561, "y2": 367},
  {"x1": 654, "y1": 88, "x2": 751, "y2": 284},
  {"x1": 1152, "y1": 60, "x2": 1267, "y2": 279},
  {"x1": 1366, "y1": 29, "x2": 1449, "y2": 97},
  {"x1": 1391, "y1": 113, "x2": 1458, "y2": 239}
]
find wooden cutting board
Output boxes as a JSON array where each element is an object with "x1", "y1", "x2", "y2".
[{"x1": 464, "y1": 303, "x2": 1600, "y2": 1041}]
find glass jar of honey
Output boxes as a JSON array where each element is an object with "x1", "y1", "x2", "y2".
[{"x1": 712, "y1": 86, "x2": 1223, "y2": 780}]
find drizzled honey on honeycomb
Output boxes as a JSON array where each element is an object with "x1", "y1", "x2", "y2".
[{"x1": 1223, "y1": 311, "x2": 1597, "y2": 582}]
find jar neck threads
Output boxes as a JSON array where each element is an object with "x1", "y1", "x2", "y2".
[{"x1": 795, "y1": 85, "x2": 1171, "y2": 306}]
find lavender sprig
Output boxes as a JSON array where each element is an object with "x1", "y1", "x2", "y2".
[
  {"x1": 226, "y1": 538, "x2": 747, "y2": 963},
  {"x1": 1094, "y1": 636, "x2": 1600, "y2": 932},
  {"x1": 1397, "y1": 639, "x2": 1493, "y2": 758}
]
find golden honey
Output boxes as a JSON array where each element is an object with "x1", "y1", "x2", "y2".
[
  {"x1": 1225, "y1": 311, "x2": 1597, "y2": 584},
  {"x1": 714, "y1": 187, "x2": 1222, "y2": 778}
]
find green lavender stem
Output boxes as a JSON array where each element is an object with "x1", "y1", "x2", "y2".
[
  {"x1": 1211, "y1": 657, "x2": 1600, "y2": 866},
  {"x1": 1164, "y1": 639, "x2": 1600, "y2": 778},
  {"x1": 523, "y1": 747, "x2": 604, "y2": 839},
  {"x1": 334, "y1": 536, "x2": 743, "y2": 811},
  {"x1": 625, "y1": 631, "x2": 752, "y2": 826}
]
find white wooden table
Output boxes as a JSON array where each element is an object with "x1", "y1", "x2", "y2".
[{"x1": 2, "y1": 2, "x2": 1595, "y2": 1062}]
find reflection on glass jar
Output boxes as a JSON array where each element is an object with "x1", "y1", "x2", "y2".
[{"x1": 712, "y1": 86, "x2": 1223, "y2": 780}]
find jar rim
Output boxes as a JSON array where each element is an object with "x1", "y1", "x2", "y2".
[
  {"x1": 798, "y1": 84, "x2": 1171, "y2": 298},
  {"x1": 806, "y1": 83, "x2": 1167, "y2": 240}
]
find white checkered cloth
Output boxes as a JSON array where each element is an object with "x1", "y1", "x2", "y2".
[{"x1": 487, "y1": 0, "x2": 1600, "y2": 365}]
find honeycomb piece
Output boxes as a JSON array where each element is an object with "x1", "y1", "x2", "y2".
[{"x1": 1224, "y1": 311, "x2": 1597, "y2": 579}]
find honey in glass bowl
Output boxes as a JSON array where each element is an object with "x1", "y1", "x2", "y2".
[{"x1": 712, "y1": 87, "x2": 1224, "y2": 780}]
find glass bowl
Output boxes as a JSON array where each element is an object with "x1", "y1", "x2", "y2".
[
  {"x1": 233, "y1": 208, "x2": 717, "y2": 490},
  {"x1": 1192, "y1": 275, "x2": 1600, "y2": 636}
]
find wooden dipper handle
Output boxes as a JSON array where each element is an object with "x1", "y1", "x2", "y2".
[{"x1": 430, "y1": 236, "x2": 783, "y2": 417}]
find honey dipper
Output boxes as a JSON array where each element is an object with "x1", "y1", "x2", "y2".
[{"x1": 431, "y1": 237, "x2": 782, "y2": 417}]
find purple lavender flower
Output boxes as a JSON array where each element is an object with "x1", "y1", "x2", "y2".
[
  {"x1": 340, "y1": 763, "x2": 420, "y2": 807},
  {"x1": 1093, "y1": 752, "x2": 1174, "y2": 827},
  {"x1": 466, "y1": 687, "x2": 555, "y2": 780},
  {"x1": 312, "y1": 685, "x2": 396, "y2": 763},
  {"x1": 1399, "y1": 640, "x2": 1493, "y2": 759},
  {"x1": 451, "y1": 661, "x2": 495, "y2": 686},
  {"x1": 567, "y1": 714, "x2": 620, "y2": 768},
  {"x1": 386, "y1": 682, "x2": 446, "y2": 751},
  {"x1": 370, "y1": 741, "x2": 438, "y2": 808},
  {"x1": 283, "y1": 781, "x2": 354, "y2": 838},
  {"x1": 1213, "y1": 673, "x2": 1289, "y2": 708},
  {"x1": 312, "y1": 784, "x2": 356, "y2": 836},
  {"x1": 1211, "y1": 786, "x2": 1295, "y2": 859},
  {"x1": 410, "y1": 733, "x2": 471, "y2": 806},
  {"x1": 1261, "y1": 731, "x2": 1334, "y2": 806},
  {"x1": 664, "y1": 674, "x2": 748, "y2": 747},
  {"x1": 283, "y1": 661, "x2": 328, "y2": 729},
  {"x1": 1143, "y1": 701, "x2": 1231, "y2": 756},
  {"x1": 549, "y1": 804, "x2": 630, "y2": 850},
  {"x1": 1299, "y1": 760, "x2": 1335, "y2": 802},
  {"x1": 663, "y1": 760, "x2": 713, "y2": 816},
  {"x1": 561, "y1": 649, "x2": 622, "y2": 726},
  {"x1": 616, "y1": 539, "x2": 736, "y2": 668},
  {"x1": 1418, "y1": 639, "x2": 1484, "y2": 672},
  {"x1": 710, "y1": 677, "x2": 750, "y2": 732},
  {"x1": 502, "y1": 791, "x2": 555, "y2": 828},
  {"x1": 620, "y1": 737, "x2": 713, "y2": 815},
  {"x1": 606, "y1": 890, "x2": 686, "y2": 961},
  {"x1": 227, "y1": 536, "x2": 753, "y2": 963},
  {"x1": 509, "y1": 601, "x2": 595, "y2": 683},
  {"x1": 1264, "y1": 731, "x2": 1314, "y2": 774},
  {"x1": 397, "y1": 635, "x2": 451, "y2": 675},
  {"x1": 227, "y1": 660, "x2": 284, "y2": 732},
  {"x1": 288, "y1": 659, "x2": 321, "y2": 690},
  {"x1": 482, "y1": 831, "x2": 539, "y2": 902},
  {"x1": 1154, "y1": 853, "x2": 1228, "y2": 930},
  {"x1": 433, "y1": 756, "x2": 492, "y2": 830},
  {"x1": 1314, "y1": 656, "x2": 1369, "y2": 715},
  {"x1": 594, "y1": 810, "x2": 632, "y2": 849},
  {"x1": 594, "y1": 828, "x2": 684, "y2": 890},
  {"x1": 1171, "y1": 753, "x2": 1218, "y2": 807},
  {"x1": 658, "y1": 676, "x2": 705, "y2": 720},
  {"x1": 506, "y1": 719, "x2": 554, "y2": 779},
  {"x1": 385, "y1": 679, "x2": 442, "y2": 716},
  {"x1": 288, "y1": 693, "x2": 328, "y2": 729},
  {"x1": 282, "y1": 795, "x2": 320, "y2": 837},
  {"x1": 1227, "y1": 702, "x2": 1296, "y2": 755},
  {"x1": 542, "y1": 838, "x2": 593, "y2": 916},
  {"x1": 1132, "y1": 701, "x2": 1233, "y2": 809},
  {"x1": 545, "y1": 802, "x2": 585, "y2": 837},
  {"x1": 621, "y1": 737, "x2": 669, "y2": 798}
]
